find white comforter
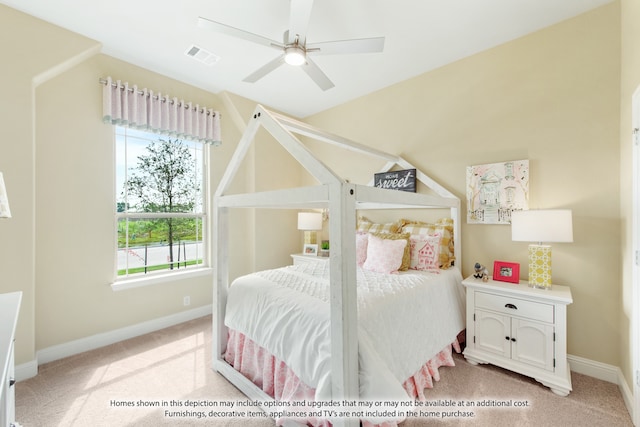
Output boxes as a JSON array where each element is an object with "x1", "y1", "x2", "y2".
[{"x1": 225, "y1": 262, "x2": 466, "y2": 405}]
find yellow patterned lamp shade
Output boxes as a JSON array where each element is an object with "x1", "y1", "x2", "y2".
[{"x1": 512, "y1": 210, "x2": 573, "y2": 290}]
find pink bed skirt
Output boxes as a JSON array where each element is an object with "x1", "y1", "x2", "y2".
[{"x1": 224, "y1": 329, "x2": 462, "y2": 427}]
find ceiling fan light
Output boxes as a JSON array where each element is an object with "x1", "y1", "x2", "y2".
[{"x1": 284, "y1": 46, "x2": 306, "y2": 66}]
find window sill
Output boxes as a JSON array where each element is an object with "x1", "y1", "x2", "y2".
[{"x1": 111, "y1": 268, "x2": 213, "y2": 291}]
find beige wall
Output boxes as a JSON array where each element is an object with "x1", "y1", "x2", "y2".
[
  {"x1": 0, "y1": 4, "x2": 100, "y2": 364},
  {"x1": 620, "y1": 0, "x2": 640, "y2": 389},
  {"x1": 0, "y1": 5, "x2": 267, "y2": 364},
  {"x1": 306, "y1": 4, "x2": 622, "y2": 367},
  {"x1": 34, "y1": 54, "x2": 221, "y2": 349},
  {"x1": 217, "y1": 93, "x2": 303, "y2": 270}
]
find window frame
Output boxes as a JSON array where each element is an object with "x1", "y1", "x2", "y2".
[{"x1": 112, "y1": 126, "x2": 211, "y2": 289}]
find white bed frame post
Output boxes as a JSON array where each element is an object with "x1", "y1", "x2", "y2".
[
  {"x1": 327, "y1": 181, "x2": 359, "y2": 426},
  {"x1": 212, "y1": 105, "x2": 460, "y2": 427},
  {"x1": 452, "y1": 206, "x2": 461, "y2": 267},
  {"x1": 213, "y1": 205, "x2": 229, "y2": 359}
]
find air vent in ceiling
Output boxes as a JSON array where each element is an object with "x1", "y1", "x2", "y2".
[{"x1": 185, "y1": 45, "x2": 220, "y2": 66}]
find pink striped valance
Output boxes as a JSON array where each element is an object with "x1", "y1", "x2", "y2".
[{"x1": 101, "y1": 76, "x2": 221, "y2": 145}]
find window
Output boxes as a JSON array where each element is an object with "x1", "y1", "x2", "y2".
[{"x1": 115, "y1": 127, "x2": 207, "y2": 279}]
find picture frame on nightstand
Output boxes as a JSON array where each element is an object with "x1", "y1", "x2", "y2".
[
  {"x1": 303, "y1": 244, "x2": 318, "y2": 256},
  {"x1": 492, "y1": 260, "x2": 520, "y2": 283}
]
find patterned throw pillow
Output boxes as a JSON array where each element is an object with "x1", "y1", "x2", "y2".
[
  {"x1": 401, "y1": 219, "x2": 455, "y2": 269},
  {"x1": 356, "y1": 216, "x2": 403, "y2": 234},
  {"x1": 409, "y1": 234, "x2": 441, "y2": 271},
  {"x1": 362, "y1": 234, "x2": 407, "y2": 274}
]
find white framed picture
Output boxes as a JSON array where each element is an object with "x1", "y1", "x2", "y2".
[
  {"x1": 303, "y1": 244, "x2": 318, "y2": 256},
  {"x1": 466, "y1": 159, "x2": 529, "y2": 224}
]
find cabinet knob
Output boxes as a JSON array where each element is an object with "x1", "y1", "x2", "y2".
[
  {"x1": 505, "y1": 336, "x2": 510, "y2": 341},
  {"x1": 505, "y1": 303, "x2": 518, "y2": 310},
  {"x1": 9, "y1": 378, "x2": 16, "y2": 387},
  {"x1": 511, "y1": 338, "x2": 517, "y2": 342}
]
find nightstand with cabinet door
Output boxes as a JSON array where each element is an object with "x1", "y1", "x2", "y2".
[{"x1": 462, "y1": 276, "x2": 573, "y2": 396}]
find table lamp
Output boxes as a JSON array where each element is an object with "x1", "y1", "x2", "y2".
[
  {"x1": 0, "y1": 172, "x2": 11, "y2": 218},
  {"x1": 297, "y1": 212, "x2": 323, "y2": 248},
  {"x1": 511, "y1": 209, "x2": 573, "y2": 289}
]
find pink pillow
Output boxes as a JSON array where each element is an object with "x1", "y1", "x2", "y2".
[
  {"x1": 363, "y1": 233, "x2": 407, "y2": 274},
  {"x1": 356, "y1": 232, "x2": 369, "y2": 266},
  {"x1": 409, "y1": 234, "x2": 441, "y2": 271}
]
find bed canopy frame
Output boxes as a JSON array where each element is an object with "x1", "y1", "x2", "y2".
[{"x1": 213, "y1": 105, "x2": 461, "y2": 427}]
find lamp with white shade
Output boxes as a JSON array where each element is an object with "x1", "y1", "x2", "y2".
[
  {"x1": 297, "y1": 212, "x2": 323, "y2": 251},
  {"x1": 511, "y1": 209, "x2": 573, "y2": 289},
  {"x1": 0, "y1": 172, "x2": 11, "y2": 219}
]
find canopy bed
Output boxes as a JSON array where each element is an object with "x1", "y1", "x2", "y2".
[{"x1": 213, "y1": 105, "x2": 463, "y2": 427}]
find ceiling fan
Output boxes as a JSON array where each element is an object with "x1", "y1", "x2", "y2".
[{"x1": 197, "y1": 0, "x2": 385, "y2": 91}]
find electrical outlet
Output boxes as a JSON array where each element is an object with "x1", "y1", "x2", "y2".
[{"x1": 183, "y1": 296, "x2": 190, "y2": 306}]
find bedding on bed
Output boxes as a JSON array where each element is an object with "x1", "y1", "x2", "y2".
[
  {"x1": 225, "y1": 329, "x2": 461, "y2": 427},
  {"x1": 224, "y1": 261, "x2": 466, "y2": 424}
]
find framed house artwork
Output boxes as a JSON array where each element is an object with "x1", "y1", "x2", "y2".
[{"x1": 466, "y1": 160, "x2": 529, "y2": 224}]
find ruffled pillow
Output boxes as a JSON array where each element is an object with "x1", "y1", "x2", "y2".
[
  {"x1": 356, "y1": 231, "x2": 369, "y2": 266},
  {"x1": 362, "y1": 233, "x2": 407, "y2": 274},
  {"x1": 369, "y1": 232, "x2": 411, "y2": 271}
]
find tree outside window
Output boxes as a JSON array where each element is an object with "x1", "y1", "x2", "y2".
[{"x1": 116, "y1": 127, "x2": 206, "y2": 277}]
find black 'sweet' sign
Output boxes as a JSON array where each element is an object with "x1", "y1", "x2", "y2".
[{"x1": 374, "y1": 169, "x2": 416, "y2": 192}]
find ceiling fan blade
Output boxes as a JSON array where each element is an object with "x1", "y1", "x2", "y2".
[
  {"x1": 307, "y1": 36, "x2": 385, "y2": 55},
  {"x1": 288, "y1": 0, "x2": 314, "y2": 45},
  {"x1": 197, "y1": 16, "x2": 283, "y2": 50},
  {"x1": 301, "y1": 57, "x2": 334, "y2": 91},
  {"x1": 243, "y1": 55, "x2": 286, "y2": 83}
]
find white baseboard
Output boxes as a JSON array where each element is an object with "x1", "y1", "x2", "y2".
[
  {"x1": 568, "y1": 353, "x2": 619, "y2": 383},
  {"x1": 568, "y1": 353, "x2": 634, "y2": 423},
  {"x1": 15, "y1": 359, "x2": 38, "y2": 382},
  {"x1": 617, "y1": 369, "x2": 635, "y2": 425},
  {"x1": 15, "y1": 305, "x2": 212, "y2": 381}
]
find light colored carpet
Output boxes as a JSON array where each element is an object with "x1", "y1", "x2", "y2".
[{"x1": 15, "y1": 315, "x2": 632, "y2": 426}]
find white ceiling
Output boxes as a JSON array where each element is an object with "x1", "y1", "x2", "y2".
[{"x1": 3, "y1": 0, "x2": 613, "y2": 118}]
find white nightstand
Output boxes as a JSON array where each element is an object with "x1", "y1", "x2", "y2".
[
  {"x1": 462, "y1": 275, "x2": 573, "y2": 396},
  {"x1": 290, "y1": 253, "x2": 330, "y2": 266}
]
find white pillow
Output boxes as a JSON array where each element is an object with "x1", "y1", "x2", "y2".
[{"x1": 362, "y1": 233, "x2": 407, "y2": 274}]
